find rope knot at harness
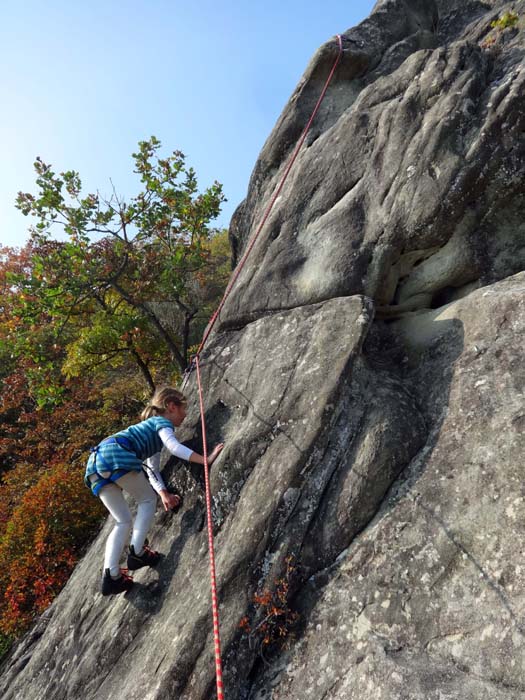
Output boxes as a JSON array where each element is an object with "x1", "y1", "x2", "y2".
[{"x1": 187, "y1": 36, "x2": 343, "y2": 700}]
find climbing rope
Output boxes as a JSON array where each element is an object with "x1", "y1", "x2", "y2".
[
  {"x1": 195, "y1": 33, "x2": 344, "y2": 359},
  {"x1": 195, "y1": 354, "x2": 224, "y2": 700},
  {"x1": 185, "y1": 35, "x2": 344, "y2": 698}
]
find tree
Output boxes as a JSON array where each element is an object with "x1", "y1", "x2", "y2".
[{"x1": 15, "y1": 137, "x2": 227, "y2": 390}]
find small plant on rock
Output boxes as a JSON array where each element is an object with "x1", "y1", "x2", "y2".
[
  {"x1": 480, "y1": 34, "x2": 497, "y2": 50},
  {"x1": 481, "y1": 10, "x2": 519, "y2": 50},
  {"x1": 491, "y1": 11, "x2": 519, "y2": 31},
  {"x1": 239, "y1": 556, "x2": 300, "y2": 662}
]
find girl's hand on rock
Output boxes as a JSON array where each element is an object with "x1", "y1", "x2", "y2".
[
  {"x1": 209, "y1": 443, "x2": 224, "y2": 466},
  {"x1": 160, "y1": 491, "x2": 181, "y2": 512}
]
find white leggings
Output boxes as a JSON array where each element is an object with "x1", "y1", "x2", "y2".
[{"x1": 97, "y1": 470, "x2": 157, "y2": 577}]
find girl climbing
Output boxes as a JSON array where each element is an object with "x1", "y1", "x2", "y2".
[{"x1": 85, "y1": 386, "x2": 224, "y2": 596}]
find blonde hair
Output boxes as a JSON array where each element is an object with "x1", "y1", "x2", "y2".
[{"x1": 141, "y1": 386, "x2": 187, "y2": 420}]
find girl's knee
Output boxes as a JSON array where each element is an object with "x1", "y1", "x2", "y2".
[
  {"x1": 140, "y1": 493, "x2": 157, "y2": 507},
  {"x1": 114, "y1": 516, "x2": 133, "y2": 529}
]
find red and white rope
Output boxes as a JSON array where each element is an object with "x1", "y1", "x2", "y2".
[
  {"x1": 196, "y1": 34, "x2": 344, "y2": 357},
  {"x1": 186, "y1": 37, "x2": 344, "y2": 697},
  {"x1": 195, "y1": 354, "x2": 224, "y2": 700}
]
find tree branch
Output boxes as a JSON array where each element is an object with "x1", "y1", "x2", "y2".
[{"x1": 109, "y1": 280, "x2": 186, "y2": 371}]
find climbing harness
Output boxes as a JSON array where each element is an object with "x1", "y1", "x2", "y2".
[
  {"x1": 185, "y1": 34, "x2": 344, "y2": 699},
  {"x1": 86, "y1": 436, "x2": 136, "y2": 496}
]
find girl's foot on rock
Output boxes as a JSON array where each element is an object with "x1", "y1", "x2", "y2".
[{"x1": 101, "y1": 568, "x2": 134, "y2": 596}]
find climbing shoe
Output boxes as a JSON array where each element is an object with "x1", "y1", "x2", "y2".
[
  {"x1": 127, "y1": 542, "x2": 162, "y2": 570},
  {"x1": 101, "y1": 568, "x2": 134, "y2": 596}
]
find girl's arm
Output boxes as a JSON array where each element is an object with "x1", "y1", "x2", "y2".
[
  {"x1": 143, "y1": 453, "x2": 168, "y2": 494},
  {"x1": 158, "y1": 427, "x2": 224, "y2": 467},
  {"x1": 144, "y1": 453, "x2": 180, "y2": 511},
  {"x1": 189, "y1": 443, "x2": 224, "y2": 466},
  {"x1": 154, "y1": 429, "x2": 224, "y2": 510},
  {"x1": 158, "y1": 427, "x2": 194, "y2": 461}
]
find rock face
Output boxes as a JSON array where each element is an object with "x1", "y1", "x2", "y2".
[
  {"x1": 249, "y1": 272, "x2": 525, "y2": 700},
  {"x1": 227, "y1": 0, "x2": 525, "y2": 325},
  {"x1": 1, "y1": 1, "x2": 524, "y2": 698}
]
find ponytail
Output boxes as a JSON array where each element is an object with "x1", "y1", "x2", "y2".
[
  {"x1": 141, "y1": 386, "x2": 187, "y2": 421},
  {"x1": 141, "y1": 404, "x2": 161, "y2": 420}
]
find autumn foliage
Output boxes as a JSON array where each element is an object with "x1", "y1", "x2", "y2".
[
  {"x1": 0, "y1": 463, "x2": 103, "y2": 635},
  {"x1": 238, "y1": 557, "x2": 300, "y2": 657},
  {"x1": 0, "y1": 372, "x2": 139, "y2": 638}
]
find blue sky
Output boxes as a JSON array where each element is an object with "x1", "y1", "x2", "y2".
[{"x1": 0, "y1": 1, "x2": 375, "y2": 248}]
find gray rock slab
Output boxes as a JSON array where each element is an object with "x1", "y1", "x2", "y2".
[
  {"x1": 2, "y1": 295, "x2": 418, "y2": 700},
  {"x1": 249, "y1": 272, "x2": 525, "y2": 700}
]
